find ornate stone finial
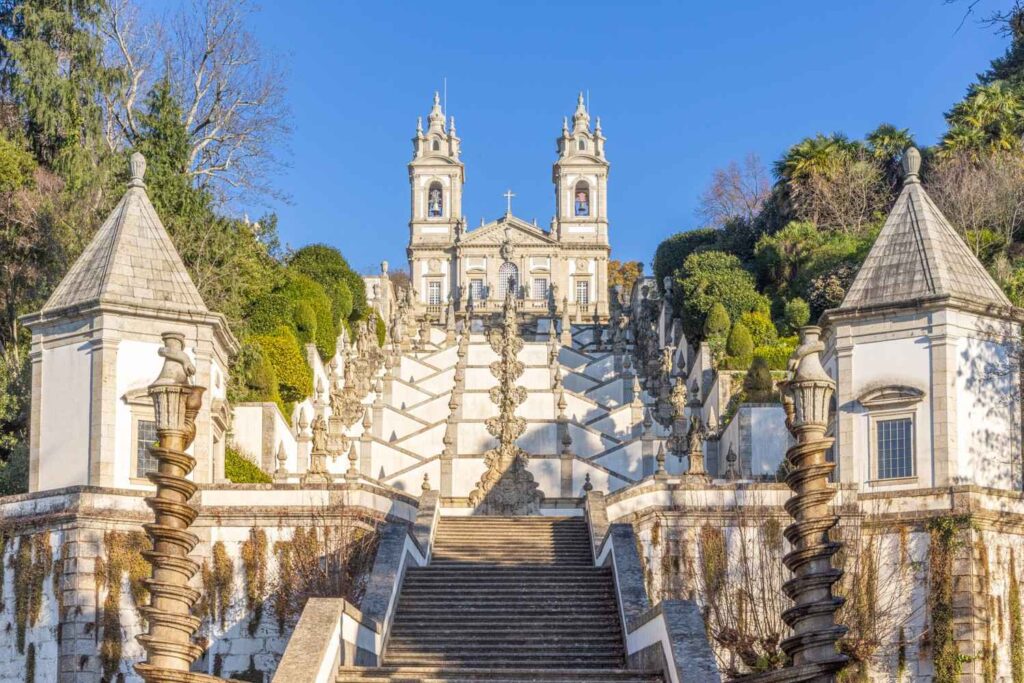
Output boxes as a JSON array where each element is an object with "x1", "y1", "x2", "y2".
[
  {"x1": 362, "y1": 405, "x2": 372, "y2": 430},
  {"x1": 595, "y1": 116, "x2": 602, "y2": 135},
  {"x1": 582, "y1": 472, "x2": 593, "y2": 493},
  {"x1": 557, "y1": 388, "x2": 568, "y2": 417},
  {"x1": 298, "y1": 407, "x2": 310, "y2": 432},
  {"x1": 129, "y1": 151, "x2": 147, "y2": 188},
  {"x1": 345, "y1": 441, "x2": 359, "y2": 481},
  {"x1": 316, "y1": 376, "x2": 325, "y2": 400},
  {"x1": 561, "y1": 427, "x2": 573, "y2": 456},
  {"x1": 422, "y1": 472, "x2": 431, "y2": 492},
  {"x1": 901, "y1": 146, "x2": 921, "y2": 184},
  {"x1": 381, "y1": 260, "x2": 389, "y2": 274},
  {"x1": 275, "y1": 441, "x2": 287, "y2": 475},
  {"x1": 774, "y1": 325, "x2": 846, "y2": 678},
  {"x1": 449, "y1": 116, "x2": 457, "y2": 136},
  {"x1": 135, "y1": 333, "x2": 206, "y2": 681},
  {"x1": 562, "y1": 116, "x2": 569, "y2": 135},
  {"x1": 724, "y1": 443, "x2": 739, "y2": 481},
  {"x1": 631, "y1": 373, "x2": 643, "y2": 407},
  {"x1": 655, "y1": 442, "x2": 667, "y2": 477},
  {"x1": 152, "y1": 332, "x2": 195, "y2": 388},
  {"x1": 416, "y1": 116, "x2": 423, "y2": 135}
]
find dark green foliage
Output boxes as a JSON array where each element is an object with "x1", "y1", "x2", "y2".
[
  {"x1": 724, "y1": 321, "x2": 753, "y2": 370},
  {"x1": 673, "y1": 251, "x2": 769, "y2": 340},
  {"x1": 251, "y1": 326, "x2": 313, "y2": 411},
  {"x1": 743, "y1": 356, "x2": 776, "y2": 402},
  {"x1": 224, "y1": 447, "x2": 272, "y2": 484},
  {"x1": 653, "y1": 228, "x2": 719, "y2": 292},
  {"x1": 782, "y1": 298, "x2": 811, "y2": 334},
  {"x1": 0, "y1": 442, "x2": 28, "y2": 495},
  {"x1": 982, "y1": 10, "x2": 1024, "y2": 88},
  {"x1": 754, "y1": 221, "x2": 875, "y2": 317}
]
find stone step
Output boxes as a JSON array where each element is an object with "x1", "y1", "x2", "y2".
[
  {"x1": 382, "y1": 655, "x2": 628, "y2": 669},
  {"x1": 398, "y1": 587, "x2": 614, "y2": 598},
  {"x1": 389, "y1": 624, "x2": 622, "y2": 637},
  {"x1": 337, "y1": 666, "x2": 663, "y2": 682}
]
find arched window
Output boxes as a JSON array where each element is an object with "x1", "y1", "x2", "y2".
[
  {"x1": 578, "y1": 139, "x2": 586, "y2": 151},
  {"x1": 574, "y1": 181, "x2": 590, "y2": 217},
  {"x1": 498, "y1": 262, "x2": 519, "y2": 299},
  {"x1": 432, "y1": 140, "x2": 440, "y2": 151},
  {"x1": 427, "y1": 182, "x2": 443, "y2": 217}
]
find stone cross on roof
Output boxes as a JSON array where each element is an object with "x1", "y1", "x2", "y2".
[{"x1": 504, "y1": 189, "x2": 515, "y2": 215}]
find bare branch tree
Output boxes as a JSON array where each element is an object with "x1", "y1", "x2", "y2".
[
  {"x1": 100, "y1": 0, "x2": 290, "y2": 202},
  {"x1": 697, "y1": 153, "x2": 771, "y2": 227},
  {"x1": 927, "y1": 150, "x2": 1024, "y2": 258}
]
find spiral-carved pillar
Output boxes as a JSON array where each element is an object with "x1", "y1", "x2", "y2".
[
  {"x1": 135, "y1": 332, "x2": 206, "y2": 681},
  {"x1": 776, "y1": 326, "x2": 847, "y2": 680}
]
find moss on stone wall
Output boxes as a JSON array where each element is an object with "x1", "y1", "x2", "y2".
[
  {"x1": 53, "y1": 540, "x2": 68, "y2": 646},
  {"x1": 24, "y1": 643, "x2": 35, "y2": 683},
  {"x1": 95, "y1": 530, "x2": 150, "y2": 679},
  {"x1": 13, "y1": 532, "x2": 52, "y2": 654},
  {"x1": 241, "y1": 528, "x2": 268, "y2": 636}
]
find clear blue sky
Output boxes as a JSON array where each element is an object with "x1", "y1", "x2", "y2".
[{"x1": 244, "y1": 0, "x2": 1008, "y2": 275}]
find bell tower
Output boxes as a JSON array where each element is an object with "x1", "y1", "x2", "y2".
[
  {"x1": 552, "y1": 92, "x2": 609, "y2": 245},
  {"x1": 409, "y1": 92, "x2": 464, "y2": 245}
]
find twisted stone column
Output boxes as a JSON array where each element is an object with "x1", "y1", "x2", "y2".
[
  {"x1": 135, "y1": 332, "x2": 207, "y2": 682},
  {"x1": 768, "y1": 326, "x2": 848, "y2": 682}
]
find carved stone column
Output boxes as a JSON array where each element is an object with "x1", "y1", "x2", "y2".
[
  {"x1": 737, "y1": 326, "x2": 846, "y2": 683},
  {"x1": 135, "y1": 332, "x2": 207, "y2": 681}
]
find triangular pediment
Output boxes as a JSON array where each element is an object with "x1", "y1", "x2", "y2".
[{"x1": 459, "y1": 215, "x2": 557, "y2": 247}]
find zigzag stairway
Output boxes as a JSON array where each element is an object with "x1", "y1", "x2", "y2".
[{"x1": 336, "y1": 516, "x2": 663, "y2": 683}]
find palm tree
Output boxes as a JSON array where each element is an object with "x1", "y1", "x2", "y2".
[
  {"x1": 866, "y1": 124, "x2": 915, "y2": 187},
  {"x1": 942, "y1": 82, "x2": 1024, "y2": 157}
]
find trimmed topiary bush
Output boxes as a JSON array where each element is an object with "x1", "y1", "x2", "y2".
[
  {"x1": 225, "y1": 446, "x2": 272, "y2": 484},
  {"x1": 289, "y1": 244, "x2": 364, "y2": 324},
  {"x1": 251, "y1": 325, "x2": 313, "y2": 411},
  {"x1": 725, "y1": 321, "x2": 754, "y2": 370},
  {"x1": 248, "y1": 270, "x2": 337, "y2": 360},
  {"x1": 739, "y1": 310, "x2": 778, "y2": 348},
  {"x1": 744, "y1": 356, "x2": 776, "y2": 402},
  {"x1": 228, "y1": 340, "x2": 282, "y2": 409}
]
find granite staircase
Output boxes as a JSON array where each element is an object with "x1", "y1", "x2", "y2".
[{"x1": 336, "y1": 516, "x2": 663, "y2": 683}]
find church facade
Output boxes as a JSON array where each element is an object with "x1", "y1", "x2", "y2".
[{"x1": 407, "y1": 93, "x2": 611, "y2": 319}]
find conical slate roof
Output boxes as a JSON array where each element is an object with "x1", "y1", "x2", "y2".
[
  {"x1": 838, "y1": 147, "x2": 1011, "y2": 311},
  {"x1": 42, "y1": 153, "x2": 208, "y2": 316}
]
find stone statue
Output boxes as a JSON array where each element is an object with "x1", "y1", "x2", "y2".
[{"x1": 311, "y1": 413, "x2": 328, "y2": 453}]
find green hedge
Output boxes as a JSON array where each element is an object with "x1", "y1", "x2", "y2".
[
  {"x1": 652, "y1": 228, "x2": 719, "y2": 293},
  {"x1": 251, "y1": 325, "x2": 313, "y2": 412},
  {"x1": 228, "y1": 340, "x2": 282, "y2": 409},
  {"x1": 225, "y1": 446, "x2": 272, "y2": 483},
  {"x1": 289, "y1": 244, "x2": 363, "y2": 324},
  {"x1": 754, "y1": 335, "x2": 799, "y2": 370},
  {"x1": 249, "y1": 270, "x2": 337, "y2": 359}
]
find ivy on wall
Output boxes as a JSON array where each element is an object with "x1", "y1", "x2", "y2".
[{"x1": 95, "y1": 530, "x2": 150, "y2": 679}]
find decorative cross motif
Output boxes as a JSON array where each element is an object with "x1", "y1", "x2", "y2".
[{"x1": 504, "y1": 189, "x2": 515, "y2": 215}]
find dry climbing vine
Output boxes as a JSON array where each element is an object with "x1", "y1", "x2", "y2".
[
  {"x1": 241, "y1": 528, "x2": 268, "y2": 636},
  {"x1": 13, "y1": 532, "x2": 52, "y2": 654},
  {"x1": 200, "y1": 541, "x2": 235, "y2": 630},
  {"x1": 928, "y1": 515, "x2": 971, "y2": 683},
  {"x1": 95, "y1": 530, "x2": 150, "y2": 679}
]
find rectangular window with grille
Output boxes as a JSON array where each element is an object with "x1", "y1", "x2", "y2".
[
  {"x1": 428, "y1": 281, "x2": 442, "y2": 305},
  {"x1": 876, "y1": 417, "x2": 913, "y2": 479},
  {"x1": 575, "y1": 280, "x2": 589, "y2": 305},
  {"x1": 136, "y1": 419, "x2": 159, "y2": 477},
  {"x1": 470, "y1": 279, "x2": 484, "y2": 300},
  {"x1": 532, "y1": 278, "x2": 548, "y2": 300}
]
